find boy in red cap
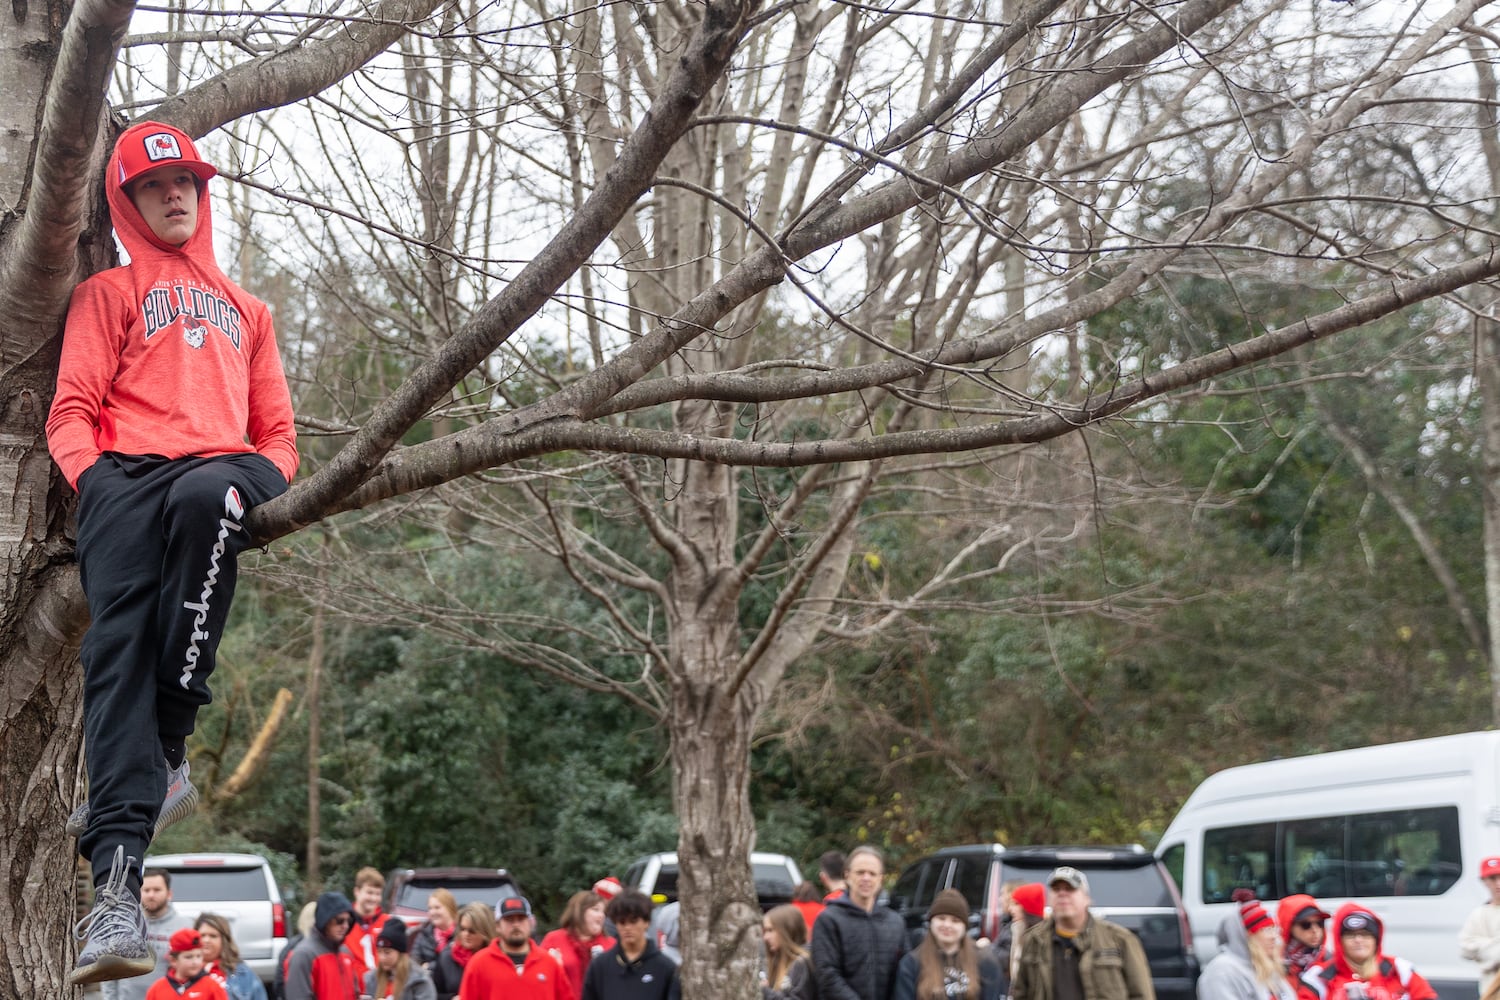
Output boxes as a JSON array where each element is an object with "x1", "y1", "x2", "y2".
[
  {"x1": 50, "y1": 121, "x2": 297, "y2": 985},
  {"x1": 145, "y1": 929, "x2": 229, "y2": 1000}
]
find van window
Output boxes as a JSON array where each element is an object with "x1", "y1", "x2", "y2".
[
  {"x1": 1287, "y1": 816, "x2": 1347, "y2": 897},
  {"x1": 1202, "y1": 823, "x2": 1275, "y2": 903},
  {"x1": 1202, "y1": 806, "x2": 1461, "y2": 902},
  {"x1": 1159, "y1": 843, "x2": 1185, "y2": 894}
]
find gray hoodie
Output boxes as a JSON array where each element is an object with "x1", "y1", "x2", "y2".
[
  {"x1": 1197, "y1": 913, "x2": 1298, "y2": 1000},
  {"x1": 102, "y1": 903, "x2": 194, "y2": 1000}
]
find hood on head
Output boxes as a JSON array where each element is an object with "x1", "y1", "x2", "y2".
[
  {"x1": 1329, "y1": 902, "x2": 1383, "y2": 973},
  {"x1": 105, "y1": 121, "x2": 218, "y2": 262},
  {"x1": 315, "y1": 891, "x2": 355, "y2": 934},
  {"x1": 1215, "y1": 908, "x2": 1252, "y2": 960},
  {"x1": 1277, "y1": 894, "x2": 1329, "y2": 949}
]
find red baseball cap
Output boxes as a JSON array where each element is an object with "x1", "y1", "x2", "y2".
[
  {"x1": 168, "y1": 928, "x2": 202, "y2": 954},
  {"x1": 115, "y1": 122, "x2": 217, "y2": 188},
  {"x1": 1479, "y1": 856, "x2": 1500, "y2": 877}
]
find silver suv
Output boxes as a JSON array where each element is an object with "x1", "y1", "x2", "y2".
[
  {"x1": 146, "y1": 852, "x2": 289, "y2": 985},
  {"x1": 624, "y1": 851, "x2": 804, "y2": 910}
]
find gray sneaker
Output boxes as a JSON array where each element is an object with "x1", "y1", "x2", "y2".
[
  {"x1": 69, "y1": 846, "x2": 154, "y2": 985},
  {"x1": 66, "y1": 759, "x2": 199, "y2": 839}
]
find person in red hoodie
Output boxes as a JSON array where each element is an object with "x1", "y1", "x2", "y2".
[
  {"x1": 1279, "y1": 895, "x2": 1331, "y2": 991},
  {"x1": 1297, "y1": 904, "x2": 1437, "y2": 1000},
  {"x1": 285, "y1": 892, "x2": 362, "y2": 1000},
  {"x1": 51, "y1": 120, "x2": 297, "y2": 986},
  {"x1": 145, "y1": 928, "x2": 229, "y2": 1000},
  {"x1": 461, "y1": 896, "x2": 572, "y2": 1000}
]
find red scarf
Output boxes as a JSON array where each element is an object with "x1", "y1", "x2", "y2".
[
  {"x1": 452, "y1": 941, "x2": 475, "y2": 967},
  {"x1": 434, "y1": 925, "x2": 455, "y2": 955}
]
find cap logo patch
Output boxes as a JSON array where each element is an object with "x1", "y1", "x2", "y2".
[
  {"x1": 1344, "y1": 914, "x2": 1370, "y2": 930},
  {"x1": 144, "y1": 132, "x2": 184, "y2": 163}
]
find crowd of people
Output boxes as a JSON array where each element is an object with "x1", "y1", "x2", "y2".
[{"x1": 95, "y1": 845, "x2": 1500, "y2": 1000}]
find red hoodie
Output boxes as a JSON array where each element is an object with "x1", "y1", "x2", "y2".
[
  {"x1": 1296, "y1": 903, "x2": 1436, "y2": 1000},
  {"x1": 46, "y1": 122, "x2": 298, "y2": 490}
]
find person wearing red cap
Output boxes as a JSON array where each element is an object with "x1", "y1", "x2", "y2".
[
  {"x1": 145, "y1": 928, "x2": 229, "y2": 1000},
  {"x1": 460, "y1": 896, "x2": 571, "y2": 1000},
  {"x1": 1277, "y1": 896, "x2": 1331, "y2": 990},
  {"x1": 1197, "y1": 893, "x2": 1295, "y2": 1000},
  {"x1": 1297, "y1": 904, "x2": 1436, "y2": 1000},
  {"x1": 1460, "y1": 856, "x2": 1500, "y2": 994},
  {"x1": 52, "y1": 120, "x2": 296, "y2": 986}
]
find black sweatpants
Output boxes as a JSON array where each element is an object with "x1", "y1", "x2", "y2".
[{"x1": 75, "y1": 452, "x2": 287, "y2": 887}]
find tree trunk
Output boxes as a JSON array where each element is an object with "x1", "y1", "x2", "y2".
[
  {"x1": 1479, "y1": 313, "x2": 1500, "y2": 725},
  {"x1": 669, "y1": 644, "x2": 763, "y2": 1000}
]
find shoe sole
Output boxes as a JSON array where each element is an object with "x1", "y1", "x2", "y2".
[
  {"x1": 67, "y1": 953, "x2": 156, "y2": 986},
  {"x1": 65, "y1": 784, "x2": 200, "y2": 840}
]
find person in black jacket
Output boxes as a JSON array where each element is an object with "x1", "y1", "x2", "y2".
[
  {"x1": 811, "y1": 846, "x2": 907, "y2": 1000},
  {"x1": 582, "y1": 891, "x2": 680, "y2": 1000}
]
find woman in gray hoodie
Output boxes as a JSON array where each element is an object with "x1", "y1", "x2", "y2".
[{"x1": 1198, "y1": 894, "x2": 1298, "y2": 1000}]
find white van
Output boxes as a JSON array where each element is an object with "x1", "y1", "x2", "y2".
[{"x1": 1154, "y1": 730, "x2": 1497, "y2": 1000}]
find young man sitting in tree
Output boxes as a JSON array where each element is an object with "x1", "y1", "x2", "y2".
[{"x1": 47, "y1": 120, "x2": 298, "y2": 985}]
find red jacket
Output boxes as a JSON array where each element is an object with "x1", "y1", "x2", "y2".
[
  {"x1": 1297, "y1": 904, "x2": 1437, "y2": 1000},
  {"x1": 145, "y1": 970, "x2": 229, "y2": 1000},
  {"x1": 285, "y1": 930, "x2": 362, "y2": 1000},
  {"x1": 460, "y1": 942, "x2": 572, "y2": 1000},
  {"x1": 540, "y1": 928, "x2": 615, "y2": 1000},
  {"x1": 46, "y1": 121, "x2": 298, "y2": 491},
  {"x1": 343, "y1": 910, "x2": 390, "y2": 985}
]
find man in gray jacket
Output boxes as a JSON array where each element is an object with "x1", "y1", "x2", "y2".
[
  {"x1": 812, "y1": 845, "x2": 907, "y2": 1000},
  {"x1": 102, "y1": 867, "x2": 193, "y2": 1000}
]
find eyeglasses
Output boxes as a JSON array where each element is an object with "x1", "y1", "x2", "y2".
[
  {"x1": 330, "y1": 915, "x2": 352, "y2": 926},
  {"x1": 459, "y1": 925, "x2": 477, "y2": 934},
  {"x1": 1295, "y1": 920, "x2": 1322, "y2": 930}
]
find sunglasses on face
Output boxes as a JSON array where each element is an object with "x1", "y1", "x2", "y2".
[{"x1": 1295, "y1": 920, "x2": 1322, "y2": 930}]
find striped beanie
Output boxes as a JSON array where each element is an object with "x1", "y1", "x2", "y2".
[{"x1": 1240, "y1": 896, "x2": 1274, "y2": 934}]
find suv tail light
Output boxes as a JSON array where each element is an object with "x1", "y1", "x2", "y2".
[{"x1": 272, "y1": 902, "x2": 286, "y2": 939}]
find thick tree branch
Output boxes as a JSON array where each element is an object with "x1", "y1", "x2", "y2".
[
  {"x1": 274, "y1": 244, "x2": 1500, "y2": 530},
  {"x1": 145, "y1": 0, "x2": 448, "y2": 136},
  {"x1": 0, "y1": 0, "x2": 132, "y2": 360},
  {"x1": 249, "y1": 0, "x2": 762, "y2": 537}
]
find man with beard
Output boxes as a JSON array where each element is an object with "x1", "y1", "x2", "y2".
[{"x1": 458, "y1": 896, "x2": 570, "y2": 1000}]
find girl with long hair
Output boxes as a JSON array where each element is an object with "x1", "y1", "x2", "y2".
[
  {"x1": 540, "y1": 890, "x2": 615, "y2": 1000},
  {"x1": 195, "y1": 912, "x2": 267, "y2": 1000},
  {"x1": 895, "y1": 889, "x2": 1001, "y2": 1000},
  {"x1": 366, "y1": 919, "x2": 436, "y2": 1000},
  {"x1": 432, "y1": 901, "x2": 495, "y2": 1000},
  {"x1": 761, "y1": 903, "x2": 816, "y2": 1000},
  {"x1": 1198, "y1": 894, "x2": 1297, "y2": 1000}
]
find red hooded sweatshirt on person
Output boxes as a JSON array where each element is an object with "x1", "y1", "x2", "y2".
[
  {"x1": 46, "y1": 121, "x2": 298, "y2": 492},
  {"x1": 1296, "y1": 903, "x2": 1437, "y2": 1000},
  {"x1": 1280, "y1": 894, "x2": 1332, "y2": 988}
]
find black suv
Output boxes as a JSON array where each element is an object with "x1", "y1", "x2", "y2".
[{"x1": 888, "y1": 845, "x2": 1198, "y2": 1000}]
